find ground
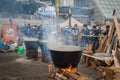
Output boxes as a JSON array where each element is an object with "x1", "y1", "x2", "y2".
[{"x1": 0, "y1": 52, "x2": 102, "y2": 80}]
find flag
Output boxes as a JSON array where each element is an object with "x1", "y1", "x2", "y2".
[{"x1": 54, "y1": 0, "x2": 59, "y2": 10}]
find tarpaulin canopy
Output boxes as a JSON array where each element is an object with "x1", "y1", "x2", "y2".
[
  {"x1": 59, "y1": 18, "x2": 83, "y2": 30},
  {"x1": 37, "y1": 5, "x2": 56, "y2": 17}
]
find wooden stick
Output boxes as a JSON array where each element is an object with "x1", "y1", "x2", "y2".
[{"x1": 111, "y1": 34, "x2": 120, "y2": 67}]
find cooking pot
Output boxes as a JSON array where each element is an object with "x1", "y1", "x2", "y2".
[{"x1": 49, "y1": 45, "x2": 82, "y2": 68}]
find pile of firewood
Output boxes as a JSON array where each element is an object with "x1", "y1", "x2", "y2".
[
  {"x1": 96, "y1": 67, "x2": 120, "y2": 80},
  {"x1": 95, "y1": 10, "x2": 120, "y2": 80},
  {"x1": 47, "y1": 64, "x2": 86, "y2": 80}
]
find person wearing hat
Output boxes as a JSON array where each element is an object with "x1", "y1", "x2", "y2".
[
  {"x1": 71, "y1": 24, "x2": 80, "y2": 46},
  {"x1": 90, "y1": 25, "x2": 99, "y2": 53},
  {"x1": 80, "y1": 24, "x2": 90, "y2": 49},
  {"x1": 80, "y1": 24, "x2": 90, "y2": 63}
]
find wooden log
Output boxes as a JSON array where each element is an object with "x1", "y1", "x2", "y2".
[
  {"x1": 108, "y1": 67, "x2": 120, "y2": 71},
  {"x1": 96, "y1": 35, "x2": 107, "y2": 53},
  {"x1": 82, "y1": 43, "x2": 93, "y2": 65},
  {"x1": 112, "y1": 50, "x2": 120, "y2": 67},
  {"x1": 113, "y1": 73, "x2": 120, "y2": 80},
  {"x1": 64, "y1": 71, "x2": 86, "y2": 80},
  {"x1": 105, "y1": 68, "x2": 113, "y2": 80},
  {"x1": 55, "y1": 73, "x2": 67, "y2": 80},
  {"x1": 85, "y1": 43, "x2": 93, "y2": 52},
  {"x1": 107, "y1": 67, "x2": 120, "y2": 80},
  {"x1": 83, "y1": 50, "x2": 93, "y2": 55}
]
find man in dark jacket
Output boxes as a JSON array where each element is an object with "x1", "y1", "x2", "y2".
[
  {"x1": 37, "y1": 25, "x2": 52, "y2": 63},
  {"x1": 90, "y1": 26, "x2": 99, "y2": 53},
  {"x1": 80, "y1": 24, "x2": 90, "y2": 49}
]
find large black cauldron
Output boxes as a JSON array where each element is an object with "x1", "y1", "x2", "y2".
[{"x1": 49, "y1": 46, "x2": 82, "y2": 68}]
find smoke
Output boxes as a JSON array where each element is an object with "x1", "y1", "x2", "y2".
[{"x1": 47, "y1": 31, "x2": 64, "y2": 50}]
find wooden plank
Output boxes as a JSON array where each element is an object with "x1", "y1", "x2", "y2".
[
  {"x1": 82, "y1": 53, "x2": 113, "y2": 61},
  {"x1": 103, "y1": 24, "x2": 114, "y2": 53},
  {"x1": 112, "y1": 50, "x2": 120, "y2": 67},
  {"x1": 112, "y1": 10, "x2": 120, "y2": 42}
]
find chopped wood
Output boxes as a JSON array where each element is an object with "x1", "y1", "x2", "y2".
[
  {"x1": 112, "y1": 36, "x2": 120, "y2": 67},
  {"x1": 47, "y1": 72, "x2": 55, "y2": 78},
  {"x1": 64, "y1": 70, "x2": 86, "y2": 80},
  {"x1": 85, "y1": 43, "x2": 93, "y2": 52},
  {"x1": 103, "y1": 23, "x2": 114, "y2": 53},
  {"x1": 112, "y1": 11, "x2": 120, "y2": 42},
  {"x1": 113, "y1": 74, "x2": 120, "y2": 80},
  {"x1": 105, "y1": 68, "x2": 113, "y2": 80},
  {"x1": 82, "y1": 53, "x2": 113, "y2": 61},
  {"x1": 55, "y1": 73, "x2": 67, "y2": 80},
  {"x1": 48, "y1": 64, "x2": 54, "y2": 73},
  {"x1": 83, "y1": 50, "x2": 93, "y2": 55},
  {"x1": 96, "y1": 35, "x2": 107, "y2": 53},
  {"x1": 112, "y1": 50, "x2": 120, "y2": 67},
  {"x1": 103, "y1": 67, "x2": 120, "y2": 80}
]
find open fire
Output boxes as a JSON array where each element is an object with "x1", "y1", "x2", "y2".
[
  {"x1": 58, "y1": 64, "x2": 76, "y2": 75},
  {"x1": 48, "y1": 64, "x2": 86, "y2": 80}
]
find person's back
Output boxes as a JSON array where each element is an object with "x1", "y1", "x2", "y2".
[
  {"x1": 31, "y1": 25, "x2": 38, "y2": 37},
  {"x1": 81, "y1": 28, "x2": 90, "y2": 41},
  {"x1": 23, "y1": 24, "x2": 32, "y2": 37}
]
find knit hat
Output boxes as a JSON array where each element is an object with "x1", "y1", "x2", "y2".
[
  {"x1": 83, "y1": 24, "x2": 87, "y2": 27},
  {"x1": 92, "y1": 26, "x2": 96, "y2": 29}
]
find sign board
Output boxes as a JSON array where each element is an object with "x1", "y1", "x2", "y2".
[{"x1": 3, "y1": 24, "x2": 17, "y2": 43}]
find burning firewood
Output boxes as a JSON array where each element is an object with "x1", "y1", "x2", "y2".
[
  {"x1": 55, "y1": 73, "x2": 67, "y2": 80},
  {"x1": 64, "y1": 70, "x2": 86, "y2": 80}
]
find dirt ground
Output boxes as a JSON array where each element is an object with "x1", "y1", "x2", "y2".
[{"x1": 0, "y1": 52, "x2": 102, "y2": 80}]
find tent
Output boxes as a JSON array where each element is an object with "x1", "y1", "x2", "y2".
[{"x1": 59, "y1": 18, "x2": 83, "y2": 30}]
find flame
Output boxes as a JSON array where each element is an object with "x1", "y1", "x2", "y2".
[{"x1": 59, "y1": 64, "x2": 76, "y2": 74}]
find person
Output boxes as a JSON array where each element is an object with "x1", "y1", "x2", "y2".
[
  {"x1": 23, "y1": 23, "x2": 32, "y2": 37},
  {"x1": 90, "y1": 25, "x2": 99, "y2": 53},
  {"x1": 37, "y1": 25, "x2": 52, "y2": 63},
  {"x1": 63, "y1": 26, "x2": 71, "y2": 45},
  {"x1": 71, "y1": 24, "x2": 80, "y2": 46},
  {"x1": 103, "y1": 25, "x2": 110, "y2": 35},
  {"x1": 97, "y1": 25, "x2": 103, "y2": 34},
  {"x1": 31, "y1": 25, "x2": 38, "y2": 37},
  {"x1": 23, "y1": 24, "x2": 39, "y2": 59},
  {"x1": 80, "y1": 24, "x2": 90, "y2": 49}
]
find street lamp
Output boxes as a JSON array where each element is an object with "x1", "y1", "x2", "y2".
[
  {"x1": 28, "y1": 0, "x2": 31, "y2": 20},
  {"x1": 68, "y1": 5, "x2": 72, "y2": 27}
]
